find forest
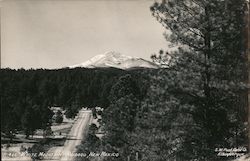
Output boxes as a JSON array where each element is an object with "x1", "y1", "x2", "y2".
[
  {"x1": 1, "y1": 0, "x2": 249, "y2": 161},
  {"x1": 0, "y1": 67, "x2": 154, "y2": 138}
]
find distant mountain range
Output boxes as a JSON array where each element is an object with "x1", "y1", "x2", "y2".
[{"x1": 69, "y1": 51, "x2": 159, "y2": 69}]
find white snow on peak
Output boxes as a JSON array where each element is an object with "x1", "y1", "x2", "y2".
[{"x1": 69, "y1": 51, "x2": 158, "y2": 69}]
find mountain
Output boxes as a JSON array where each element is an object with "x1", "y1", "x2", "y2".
[{"x1": 69, "y1": 51, "x2": 159, "y2": 69}]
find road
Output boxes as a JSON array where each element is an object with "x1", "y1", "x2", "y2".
[{"x1": 44, "y1": 109, "x2": 92, "y2": 161}]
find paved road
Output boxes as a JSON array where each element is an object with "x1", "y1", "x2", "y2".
[{"x1": 44, "y1": 109, "x2": 92, "y2": 161}]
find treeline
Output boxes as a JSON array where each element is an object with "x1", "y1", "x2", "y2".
[{"x1": 0, "y1": 67, "x2": 154, "y2": 138}]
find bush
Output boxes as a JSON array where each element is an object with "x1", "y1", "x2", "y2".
[
  {"x1": 65, "y1": 108, "x2": 77, "y2": 119},
  {"x1": 55, "y1": 114, "x2": 63, "y2": 123}
]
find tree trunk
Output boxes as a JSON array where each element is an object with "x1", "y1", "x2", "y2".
[
  {"x1": 247, "y1": 0, "x2": 250, "y2": 154},
  {"x1": 244, "y1": 0, "x2": 250, "y2": 153}
]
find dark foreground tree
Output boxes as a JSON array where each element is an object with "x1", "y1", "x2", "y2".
[{"x1": 143, "y1": 0, "x2": 248, "y2": 160}]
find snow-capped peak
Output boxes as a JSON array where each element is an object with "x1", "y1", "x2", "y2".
[{"x1": 69, "y1": 51, "x2": 158, "y2": 69}]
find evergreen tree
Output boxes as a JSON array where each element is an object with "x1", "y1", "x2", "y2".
[
  {"x1": 102, "y1": 74, "x2": 140, "y2": 161},
  {"x1": 144, "y1": 0, "x2": 248, "y2": 160},
  {"x1": 55, "y1": 110, "x2": 63, "y2": 124},
  {"x1": 21, "y1": 106, "x2": 35, "y2": 138}
]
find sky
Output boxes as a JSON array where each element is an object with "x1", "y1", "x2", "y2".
[{"x1": 1, "y1": 0, "x2": 168, "y2": 69}]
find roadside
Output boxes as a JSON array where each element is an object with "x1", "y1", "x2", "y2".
[
  {"x1": 43, "y1": 109, "x2": 92, "y2": 161},
  {"x1": 1, "y1": 108, "x2": 88, "y2": 161}
]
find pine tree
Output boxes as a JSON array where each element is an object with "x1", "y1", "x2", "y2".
[
  {"x1": 55, "y1": 110, "x2": 63, "y2": 124},
  {"x1": 21, "y1": 106, "x2": 34, "y2": 138},
  {"x1": 146, "y1": 0, "x2": 248, "y2": 160},
  {"x1": 102, "y1": 74, "x2": 140, "y2": 161}
]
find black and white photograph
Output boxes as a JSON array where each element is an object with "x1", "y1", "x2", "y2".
[{"x1": 0, "y1": 0, "x2": 250, "y2": 161}]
